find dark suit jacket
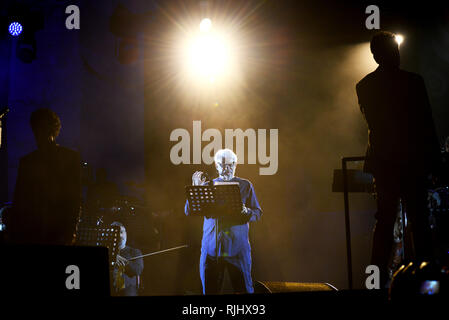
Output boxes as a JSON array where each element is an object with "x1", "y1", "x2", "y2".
[
  {"x1": 113, "y1": 245, "x2": 144, "y2": 296},
  {"x1": 8, "y1": 144, "x2": 81, "y2": 245},
  {"x1": 356, "y1": 66, "x2": 440, "y2": 175}
]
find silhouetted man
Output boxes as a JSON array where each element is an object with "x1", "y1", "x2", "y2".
[
  {"x1": 7, "y1": 108, "x2": 80, "y2": 245},
  {"x1": 356, "y1": 31, "x2": 440, "y2": 287}
]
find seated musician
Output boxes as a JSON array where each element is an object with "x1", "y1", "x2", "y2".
[{"x1": 111, "y1": 221, "x2": 144, "y2": 296}]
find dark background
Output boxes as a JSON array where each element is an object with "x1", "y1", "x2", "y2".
[{"x1": 1, "y1": 0, "x2": 449, "y2": 294}]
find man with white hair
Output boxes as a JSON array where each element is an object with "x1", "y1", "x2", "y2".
[{"x1": 185, "y1": 148, "x2": 262, "y2": 294}]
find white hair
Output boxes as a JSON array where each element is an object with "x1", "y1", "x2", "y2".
[{"x1": 214, "y1": 149, "x2": 237, "y2": 164}]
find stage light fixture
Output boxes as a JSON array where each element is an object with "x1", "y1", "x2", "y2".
[
  {"x1": 182, "y1": 19, "x2": 235, "y2": 84},
  {"x1": 395, "y1": 34, "x2": 404, "y2": 46},
  {"x1": 199, "y1": 18, "x2": 212, "y2": 32},
  {"x1": 3, "y1": 5, "x2": 44, "y2": 63},
  {"x1": 116, "y1": 37, "x2": 140, "y2": 64},
  {"x1": 8, "y1": 22, "x2": 23, "y2": 37},
  {"x1": 16, "y1": 35, "x2": 37, "y2": 63},
  {"x1": 109, "y1": 4, "x2": 149, "y2": 64},
  {"x1": 188, "y1": 34, "x2": 228, "y2": 78}
]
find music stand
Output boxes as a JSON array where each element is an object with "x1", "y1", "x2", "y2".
[
  {"x1": 332, "y1": 156, "x2": 374, "y2": 289},
  {"x1": 185, "y1": 182, "x2": 242, "y2": 218},
  {"x1": 185, "y1": 182, "x2": 242, "y2": 265},
  {"x1": 74, "y1": 225, "x2": 120, "y2": 268}
]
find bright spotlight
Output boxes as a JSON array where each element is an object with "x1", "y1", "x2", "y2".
[
  {"x1": 185, "y1": 32, "x2": 231, "y2": 81},
  {"x1": 180, "y1": 19, "x2": 240, "y2": 89},
  {"x1": 395, "y1": 34, "x2": 404, "y2": 46},
  {"x1": 199, "y1": 18, "x2": 212, "y2": 32},
  {"x1": 8, "y1": 22, "x2": 23, "y2": 37}
]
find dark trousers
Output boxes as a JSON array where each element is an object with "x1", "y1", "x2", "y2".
[
  {"x1": 118, "y1": 286, "x2": 138, "y2": 296},
  {"x1": 200, "y1": 253, "x2": 253, "y2": 294},
  {"x1": 371, "y1": 168, "x2": 433, "y2": 286}
]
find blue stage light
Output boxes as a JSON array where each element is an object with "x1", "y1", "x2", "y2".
[{"x1": 8, "y1": 22, "x2": 23, "y2": 36}]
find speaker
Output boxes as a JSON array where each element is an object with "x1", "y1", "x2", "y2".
[
  {"x1": 0, "y1": 244, "x2": 110, "y2": 296},
  {"x1": 254, "y1": 281, "x2": 338, "y2": 293}
]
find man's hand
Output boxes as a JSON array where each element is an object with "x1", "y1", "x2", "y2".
[
  {"x1": 192, "y1": 171, "x2": 207, "y2": 186},
  {"x1": 116, "y1": 254, "x2": 128, "y2": 267},
  {"x1": 241, "y1": 204, "x2": 248, "y2": 215}
]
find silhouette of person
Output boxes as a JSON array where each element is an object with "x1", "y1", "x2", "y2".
[
  {"x1": 356, "y1": 31, "x2": 440, "y2": 287},
  {"x1": 7, "y1": 108, "x2": 81, "y2": 245}
]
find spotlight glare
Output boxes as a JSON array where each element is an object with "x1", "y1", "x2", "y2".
[
  {"x1": 395, "y1": 34, "x2": 404, "y2": 46},
  {"x1": 180, "y1": 22, "x2": 239, "y2": 89},
  {"x1": 8, "y1": 22, "x2": 23, "y2": 37},
  {"x1": 186, "y1": 33, "x2": 230, "y2": 79},
  {"x1": 199, "y1": 18, "x2": 212, "y2": 32}
]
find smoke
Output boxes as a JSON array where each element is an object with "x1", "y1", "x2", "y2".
[
  {"x1": 245, "y1": 42, "x2": 378, "y2": 288},
  {"x1": 140, "y1": 4, "x2": 385, "y2": 288}
]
